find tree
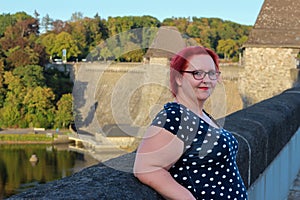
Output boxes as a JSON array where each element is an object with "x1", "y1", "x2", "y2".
[
  {"x1": 55, "y1": 93, "x2": 73, "y2": 128},
  {"x1": 99, "y1": 46, "x2": 112, "y2": 61},
  {"x1": 40, "y1": 33, "x2": 57, "y2": 60},
  {"x1": 0, "y1": 16, "x2": 45, "y2": 68},
  {"x1": 23, "y1": 86, "x2": 56, "y2": 128},
  {"x1": 13, "y1": 65, "x2": 45, "y2": 88},
  {"x1": 70, "y1": 12, "x2": 84, "y2": 22},
  {"x1": 0, "y1": 71, "x2": 25, "y2": 127},
  {"x1": 52, "y1": 32, "x2": 81, "y2": 60},
  {"x1": 51, "y1": 20, "x2": 71, "y2": 34},
  {"x1": 217, "y1": 39, "x2": 238, "y2": 60},
  {"x1": 41, "y1": 14, "x2": 53, "y2": 32}
]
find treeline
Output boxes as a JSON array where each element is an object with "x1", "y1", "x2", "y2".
[{"x1": 0, "y1": 11, "x2": 252, "y2": 129}]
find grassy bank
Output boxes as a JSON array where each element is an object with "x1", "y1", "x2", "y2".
[{"x1": 0, "y1": 133, "x2": 58, "y2": 144}]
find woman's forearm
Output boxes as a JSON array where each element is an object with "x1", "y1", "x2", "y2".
[{"x1": 134, "y1": 168, "x2": 196, "y2": 200}]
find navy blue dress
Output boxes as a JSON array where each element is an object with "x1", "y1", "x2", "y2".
[{"x1": 151, "y1": 102, "x2": 248, "y2": 200}]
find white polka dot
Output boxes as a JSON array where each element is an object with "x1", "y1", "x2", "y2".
[
  {"x1": 157, "y1": 121, "x2": 161, "y2": 124},
  {"x1": 170, "y1": 126, "x2": 174, "y2": 130},
  {"x1": 175, "y1": 117, "x2": 179, "y2": 121},
  {"x1": 195, "y1": 180, "x2": 200, "y2": 183},
  {"x1": 202, "y1": 173, "x2": 206, "y2": 177},
  {"x1": 182, "y1": 177, "x2": 187, "y2": 180},
  {"x1": 193, "y1": 170, "x2": 198, "y2": 173},
  {"x1": 166, "y1": 118, "x2": 170, "y2": 122}
]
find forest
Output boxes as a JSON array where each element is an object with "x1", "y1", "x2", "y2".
[{"x1": 0, "y1": 11, "x2": 252, "y2": 129}]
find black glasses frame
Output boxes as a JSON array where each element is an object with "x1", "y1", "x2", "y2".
[{"x1": 180, "y1": 70, "x2": 221, "y2": 80}]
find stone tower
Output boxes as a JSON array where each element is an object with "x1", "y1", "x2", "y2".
[{"x1": 239, "y1": 0, "x2": 300, "y2": 105}]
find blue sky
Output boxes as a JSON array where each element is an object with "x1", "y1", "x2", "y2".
[{"x1": 0, "y1": 0, "x2": 264, "y2": 25}]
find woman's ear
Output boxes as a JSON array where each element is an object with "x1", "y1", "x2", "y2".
[{"x1": 175, "y1": 75, "x2": 182, "y2": 87}]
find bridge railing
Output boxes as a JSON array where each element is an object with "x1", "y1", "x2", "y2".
[{"x1": 8, "y1": 87, "x2": 300, "y2": 200}]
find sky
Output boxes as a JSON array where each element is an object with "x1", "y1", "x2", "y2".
[{"x1": 0, "y1": 0, "x2": 265, "y2": 25}]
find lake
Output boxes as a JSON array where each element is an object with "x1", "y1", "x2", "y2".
[{"x1": 0, "y1": 144, "x2": 99, "y2": 199}]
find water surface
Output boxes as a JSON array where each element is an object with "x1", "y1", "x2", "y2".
[{"x1": 0, "y1": 144, "x2": 99, "y2": 199}]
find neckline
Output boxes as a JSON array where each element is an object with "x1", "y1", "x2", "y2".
[{"x1": 168, "y1": 102, "x2": 221, "y2": 129}]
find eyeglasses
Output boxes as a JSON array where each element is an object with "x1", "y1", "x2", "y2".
[{"x1": 180, "y1": 70, "x2": 221, "y2": 80}]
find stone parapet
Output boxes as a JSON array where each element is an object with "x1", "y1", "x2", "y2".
[{"x1": 8, "y1": 86, "x2": 300, "y2": 199}]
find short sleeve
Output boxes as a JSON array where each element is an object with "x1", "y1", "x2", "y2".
[{"x1": 151, "y1": 103, "x2": 182, "y2": 136}]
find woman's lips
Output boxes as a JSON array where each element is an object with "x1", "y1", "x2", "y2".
[{"x1": 199, "y1": 87, "x2": 209, "y2": 90}]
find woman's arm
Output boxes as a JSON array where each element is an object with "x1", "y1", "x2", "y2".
[{"x1": 134, "y1": 126, "x2": 196, "y2": 200}]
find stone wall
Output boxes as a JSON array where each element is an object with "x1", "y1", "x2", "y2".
[
  {"x1": 72, "y1": 62, "x2": 243, "y2": 137},
  {"x1": 8, "y1": 86, "x2": 300, "y2": 200},
  {"x1": 239, "y1": 47, "x2": 299, "y2": 105}
]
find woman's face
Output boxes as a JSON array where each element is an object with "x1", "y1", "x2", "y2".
[{"x1": 178, "y1": 54, "x2": 219, "y2": 103}]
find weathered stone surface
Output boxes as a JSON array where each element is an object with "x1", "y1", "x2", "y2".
[
  {"x1": 8, "y1": 86, "x2": 300, "y2": 199},
  {"x1": 223, "y1": 86, "x2": 300, "y2": 186},
  {"x1": 8, "y1": 153, "x2": 164, "y2": 200}
]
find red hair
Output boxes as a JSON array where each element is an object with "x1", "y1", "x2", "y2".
[{"x1": 169, "y1": 46, "x2": 219, "y2": 96}]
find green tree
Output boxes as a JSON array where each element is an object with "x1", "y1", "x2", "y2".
[
  {"x1": 55, "y1": 93, "x2": 73, "y2": 128},
  {"x1": 99, "y1": 46, "x2": 112, "y2": 61},
  {"x1": 217, "y1": 39, "x2": 238, "y2": 60},
  {"x1": 13, "y1": 65, "x2": 45, "y2": 88},
  {"x1": 0, "y1": 71, "x2": 24, "y2": 127},
  {"x1": 23, "y1": 86, "x2": 56, "y2": 128},
  {"x1": 40, "y1": 33, "x2": 56, "y2": 60},
  {"x1": 52, "y1": 32, "x2": 80, "y2": 60}
]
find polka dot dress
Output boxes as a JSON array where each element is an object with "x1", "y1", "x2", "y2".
[{"x1": 151, "y1": 102, "x2": 248, "y2": 200}]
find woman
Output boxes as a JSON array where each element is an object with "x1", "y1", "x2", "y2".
[{"x1": 133, "y1": 46, "x2": 248, "y2": 200}]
